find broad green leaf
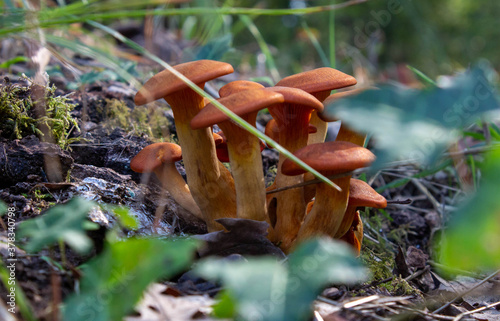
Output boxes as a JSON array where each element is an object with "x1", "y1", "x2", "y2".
[
  {"x1": 285, "y1": 238, "x2": 367, "y2": 320},
  {"x1": 440, "y1": 147, "x2": 500, "y2": 271},
  {"x1": 195, "y1": 238, "x2": 366, "y2": 321},
  {"x1": 17, "y1": 198, "x2": 98, "y2": 254},
  {"x1": 324, "y1": 65, "x2": 499, "y2": 169},
  {"x1": 63, "y1": 237, "x2": 198, "y2": 321}
]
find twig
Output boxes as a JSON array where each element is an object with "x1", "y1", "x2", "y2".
[
  {"x1": 453, "y1": 300, "x2": 500, "y2": 321},
  {"x1": 433, "y1": 268, "x2": 500, "y2": 314}
]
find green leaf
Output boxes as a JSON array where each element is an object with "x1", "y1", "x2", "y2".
[
  {"x1": 0, "y1": 56, "x2": 29, "y2": 68},
  {"x1": 17, "y1": 198, "x2": 97, "y2": 254},
  {"x1": 324, "y1": 65, "x2": 499, "y2": 169},
  {"x1": 212, "y1": 290, "x2": 238, "y2": 319},
  {"x1": 195, "y1": 238, "x2": 366, "y2": 321},
  {"x1": 440, "y1": 147, "x2": 500, "y2": 271},
  {"x1": 109, "y1": 205, "x2": 138, "y2": 230},
  {"x1": 62, "y1": 237, "x2": 198, "y2": 321}
]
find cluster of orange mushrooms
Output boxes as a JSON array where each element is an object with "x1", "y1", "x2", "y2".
[{"x1": 130, "y1": 60, "x2": 387, "y2": 254}]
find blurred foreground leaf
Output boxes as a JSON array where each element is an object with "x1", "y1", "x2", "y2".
[
  {"x1": 0, "y1": 201, "x2": 6, "y2": 216},
  {"x1": 63, "y1": 237, "x2": 198, "y2": 321},
  {"x1": 17, "y1": 198, "x2": 98, "y2": 254},
  {"x1": 440, "y1": 147, "x2": 500, "y2": 271},
  {"x1": 195, "y1": 238, "x2": 366, "y2": 321},
  {"x1": 325, "y1": 65, "x2": 499, "y2": 169}
]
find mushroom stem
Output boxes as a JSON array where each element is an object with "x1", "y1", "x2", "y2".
[
  {"x1": 270, "y1": 105, "x2": 311, "y2": 249},
  {"x1": 153, "y1": 164, "x2": 202, "y2": 219},
  {"x1": 307, "y1": 91, "x2": 331, "y2": 144},
  {"x1": 165, "y1": 88, "x2": 237, "y2": 231},
  {"x1": 221, "y1": 121, "x2": 268, "y2": 222},
  {"x1": 295, "y1": 176, "x2": 350, "y2": 244}
]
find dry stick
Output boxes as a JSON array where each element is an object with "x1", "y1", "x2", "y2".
[
  {"x1": 411, "y1": 178, "x2": 443, "y2": 214},
  {"x1": 453, "y1": 300, "x2": 500, "y2": 321},
  {"x1": 317, "y1": 295, "x2": 389, "y2": 321},
  {"x1": 396, "y1": 305, "x2": 456, "y2": 320},
  {"x1": 433, "y1": 268, "x2": 500, "y2": 314}
]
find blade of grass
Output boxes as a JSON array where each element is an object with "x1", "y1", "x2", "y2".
[
  {"x1": 406, "y1": 65, "x2": 437, "y2": 86},
  {"x1": 300, "y1": 19, "x2": 330, "y2": 67},
  {"x1": 89, "y1": 20, "x2": 341, "y2": 192},
  {"x1": 239, "y1": 15, "x2": 280, "y2": 83}
]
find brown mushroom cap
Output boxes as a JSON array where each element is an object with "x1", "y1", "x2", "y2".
[
  {"x1": 349, "y1": 179, "x2": 387, "y2": 208},
  {"x1": 190, "y1": 89, "x2": 284, "y2": 129},
  {"x1": 265, "y1": 86, "x2": 324, "y2": 113},
  {"x1": 130, "y1": 142, "x2": 182, "y2": 173},
  {"x1": 281, "y1": 141, "x2": 375, "y2": 176},
  {"x1": 134, "y1": 60, "x2": 234, "y2": 105},
  {"x1": 219, "y1": 80, "x2": 265, "y2": 97},
  {"x1": 276, "y1": 67, "x2": 357, "y2": 96}
]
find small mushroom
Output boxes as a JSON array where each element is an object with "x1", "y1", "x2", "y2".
[
  {"x1": 335, "y1": 178, "x2": 386, "y2": 238},
  {"x1": 191, "y1": 89, "x2": 284, "y2": 222},
  {"x1": 276, "y1": 67, "x2": 357, "y2": 145},
  {"x1": 130, "y1": 142, "x2": 202, "y2": 219},
  {"x1": 281, "y1": 141, "x2": 375, "y2": 249},
  {"x1": 134, "y1": 60, "x2": 237, "y2": 231}
]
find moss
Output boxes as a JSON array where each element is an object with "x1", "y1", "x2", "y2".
[
  {"x1": 99, "y1": 98, "x2": 171, "y2": 140},
  {"x1": 0, "y1": 76, "x2": 79, "y2": 149}
]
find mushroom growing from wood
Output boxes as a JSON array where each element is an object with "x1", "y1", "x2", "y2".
[
  {"x1": 276, "y1": 67, "x2": 357, "y2": 145},
  {"x1": 191, "y1": 89, "x2": 284, "y2": 223},
  {"x1": 281, "y1": 141, "x2": 375, "y2": 249},
  {"x1": 130, "y1": 142, "x2": 202, "y2": 219},
  {"x1": 134, "y1": 60, "x2": 237, "y2": 232}
]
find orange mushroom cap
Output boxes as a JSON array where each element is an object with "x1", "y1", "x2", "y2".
[
  {"x1": 130, "y1": 142, "x2": 182, "y2": 173},
  {"x1": 276, "y1": 67, "x2": 357, "y2": 98},
  {"x1": 134, "y1": 60, "x2": 234, "y2": 106},
  {"x1": 281, "y1": 141, "x2": 375, "y2": 176},
  {"x1": 349, "y1": 178, "x2": 387, "y2": 209},
  {"x1": 219, "y1": 80, "x2": 265, "y2": 97},
  {"x1": 190, "y1": 89, "x2": 284, "y2": 129}
]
